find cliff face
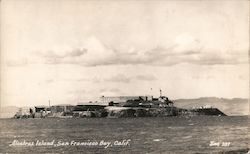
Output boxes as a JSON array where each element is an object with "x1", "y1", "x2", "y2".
[
  {"x1": 107, "y1": 107, "x2": 178, "y2": 118},
  {"x1": 189, "y1": 108, "x2": 227, "y2": 116},
  {"x1": 106, "y1": 107, "x2": 226, "y2": 118}
]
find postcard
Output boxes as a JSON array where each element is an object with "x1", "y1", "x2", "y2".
[{"x1": 0, "y1": 0, "x2": 249, "y2": 153}]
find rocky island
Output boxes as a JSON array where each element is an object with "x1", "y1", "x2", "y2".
[{"x1": 13, "y1": 95, "x2": 226, "y2": 119}]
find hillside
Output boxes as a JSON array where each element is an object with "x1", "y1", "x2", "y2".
[
  {"x1": 173, "y1": 97, "x2": 249, "y2": 116},
  {"x1": 0, "y1": 106, "x2": 19, "y2": 118}
]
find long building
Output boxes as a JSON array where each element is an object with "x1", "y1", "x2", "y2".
[{"x1": 99, "y1": 96, "x2": 154, "y2": 104}]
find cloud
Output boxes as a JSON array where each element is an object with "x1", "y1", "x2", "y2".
[
  {"x1": 36, "y1": 47, "x2": 87, "y2": 64},
  {"x1": 104, "y1": 74, "x2": 131, "y2": 83},
  {"x1": 8, "y1": 36, "x2": 247, "y2": 67},
  {"x1": 104, "y1": 74, "x2": 157, "y2": 83},
  {"x1": 135, "y1": 75, "x2": 156, "y2": 81},
  {"x1": 40, "y1": 36, "x2": 248, "y2": 66}
]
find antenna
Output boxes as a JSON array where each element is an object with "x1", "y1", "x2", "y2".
[
  {"x1": 102, "y1": 95, "x2": 105, "y2": 104},
  {"x1": 49, "y1": 100, "x2": 50, "y2": 107},
  {"x1": 160, "y1": 89, "x2": 162, "y2": 97}
]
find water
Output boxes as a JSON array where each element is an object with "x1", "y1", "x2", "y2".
[{"x1": 0, "y1": 116, "x2": 249, "y2": 154}]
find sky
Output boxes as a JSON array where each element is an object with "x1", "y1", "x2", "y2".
[{"x1": 0, "y1": 0, "x2": 249, "y2": 107}]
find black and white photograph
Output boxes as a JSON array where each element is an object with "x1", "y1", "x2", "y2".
[{"x1": 0, "y1": 0, "x2": 249, "y2": 153}]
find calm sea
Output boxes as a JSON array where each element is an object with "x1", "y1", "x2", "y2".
[{"x1": 0, "y1": 116, "x2": 249, "y2": 154}]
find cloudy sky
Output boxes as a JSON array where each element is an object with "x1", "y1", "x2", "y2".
[{"x1": 1, "y1": 0, "x2": 249, "y2": 107}]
